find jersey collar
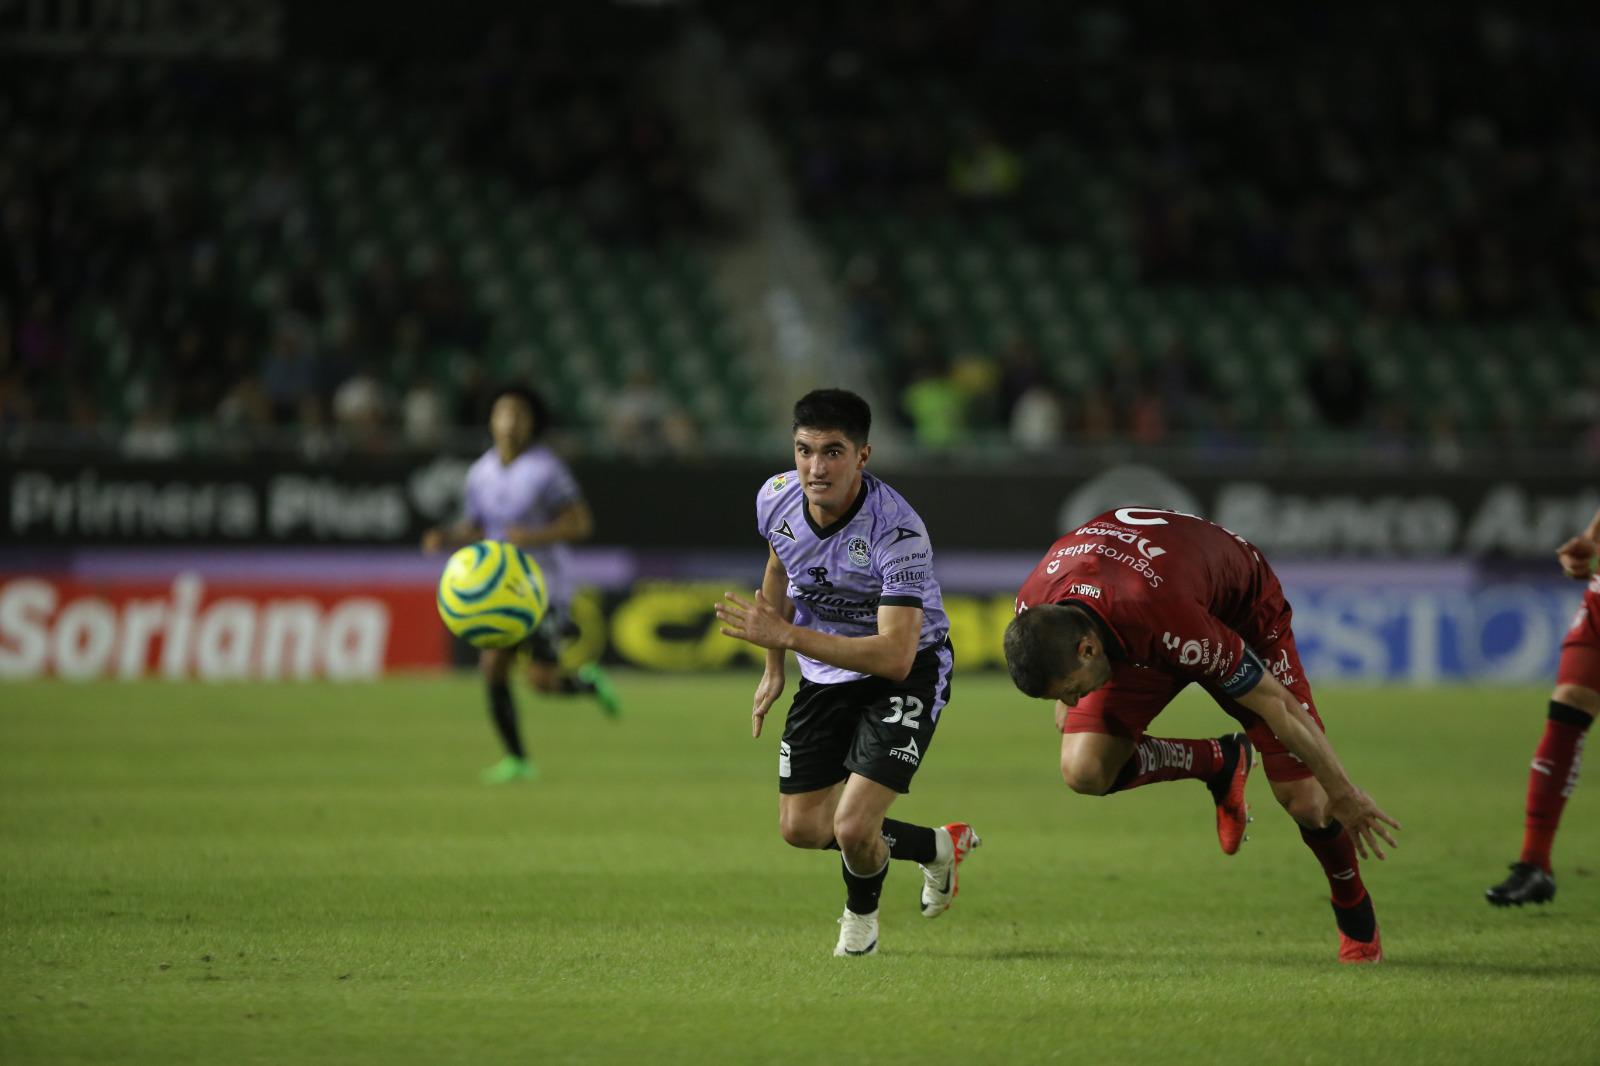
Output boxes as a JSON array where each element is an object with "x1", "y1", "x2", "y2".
[{"x1": 803, "y1": 478, "x2": 869, "y2": 540}]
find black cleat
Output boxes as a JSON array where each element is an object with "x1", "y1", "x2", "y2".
[{"x1": 1485, "y1": 862, "x2": 1556, "y2": 907}]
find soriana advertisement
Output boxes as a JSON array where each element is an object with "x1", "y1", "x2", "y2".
[{"x1": 0, "y1": 572, "x2": 448, "y2": 680}]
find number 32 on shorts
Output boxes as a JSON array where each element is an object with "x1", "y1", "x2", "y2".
[{"x1": 881, "y1": 695, "x2": 924, "y2": 730}]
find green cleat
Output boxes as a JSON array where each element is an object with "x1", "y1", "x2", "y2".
[
  {"x1": 480, "y1": 755, "x2": 538, "y2": 785},
  {"x1": 578, "y1": 662, "x2": 621, "y2": 718}
]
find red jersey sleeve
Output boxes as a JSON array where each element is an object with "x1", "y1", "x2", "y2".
[{"x1": 1138, "y1": 599, "x2": 1267, "y2": 697}]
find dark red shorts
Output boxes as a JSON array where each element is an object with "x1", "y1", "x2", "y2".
[
  {"x1": 1063, "y1": 581, "x2": 1322, "y2": 783},
  {"x1": 1556, "y1": 580, "x2": 1600, "y2": 692}
]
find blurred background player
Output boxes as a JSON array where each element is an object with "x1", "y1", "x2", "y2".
[
  {"x1": 715, "y1": 389, "x2": 979, "y2": 957},
  {"x1": 1486, "y1": 506, "x2": 1600, "y2": 906},
  {"x1": 1004, "y1": 507, "x2": 1400, "y2": 964},
  {"x1": 422, "y1": 384, "x2": 620, "y2": 784}
]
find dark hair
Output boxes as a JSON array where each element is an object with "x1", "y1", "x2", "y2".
[
  {"x1": 793, "y1": 388, "x2": 871, "y2": 446},
  {"x1": 488, "y1": 384, "x2": 551, "y2": 441},
  {"x1": 1003, "y1": 604, "x2": 1099, "y2": 697}
]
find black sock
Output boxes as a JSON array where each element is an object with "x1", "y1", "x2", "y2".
[
  {"x1": 1206, "y1": 736, "x2": 1241, "y2": 795},
  {"x1": 1301, "y1": 819, "x2": 1344, "y2": 841},
  {"x1": 841, "y1": 855, "x2": 888, "y2": 915},
  {"x1": 1550, "y1": 700, "x2": 1595, "y2": 729},
  {"x1": 1331, "y1": 892, "x2": 1377, "y2": 942},
  {"x1": 879, "y1": 819, "x2": 938, "y2": 863},
  {"x1": 487, "y1": 681, "x2": 525, "y2": 759},
  {"x1": 555, "y1": 675, "x2": 595, "y2": 696}
]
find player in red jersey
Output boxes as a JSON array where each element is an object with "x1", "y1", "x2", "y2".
[
  {"x1": 1485, "y1": 506, "x2": 1600, "y2": 907},
  {"x1": 1004, "y1": 506, "x2": 1400, "y2": 964}
]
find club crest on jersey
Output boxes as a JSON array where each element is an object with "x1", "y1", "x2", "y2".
[{"x1": 847, "y1": 536, "x2": 870, "y2": 566}]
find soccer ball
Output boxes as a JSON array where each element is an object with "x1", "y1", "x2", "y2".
[{"x1": 436, "y1": 541, "x2": 548, "y2": 649}]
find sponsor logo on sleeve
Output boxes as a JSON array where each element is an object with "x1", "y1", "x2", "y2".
[
  {"x1": 889, "y1": 526, "x2": 922, "y2": 545},
  {"x1": 1067, "y1": 584, "x2": 1101, "y2": 599},
  {"x1": 770, "y1": 474, "x2": 789, "y2": 492}
]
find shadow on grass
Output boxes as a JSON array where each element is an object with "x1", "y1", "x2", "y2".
[
  {"x1": 904, "y1": 939, "x2": 1600, "y2": 976},
  {"x1": 1380, "y1": 956, "x2": 1600, "y2": 979}
]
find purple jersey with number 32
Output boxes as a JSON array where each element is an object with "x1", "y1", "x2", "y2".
[{"x1": 756, "y1": 470, "x2": 949, "y2": 686}]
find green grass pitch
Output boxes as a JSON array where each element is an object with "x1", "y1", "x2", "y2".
[{"x1": 3, "y1": 674, "x2": 1597, "y2": 1065}]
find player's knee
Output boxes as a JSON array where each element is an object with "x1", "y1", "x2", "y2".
[
  {"x1": 1060, "y1": 756, "x2": 1113, "y2": 796},
  {"x1": 479, "y1": 651, "x2": 510, "y2": 682},
  {"x1": 1551, "y1": 684, "x2": 1600, "y2": 717},
  {"x1": 1276, "y1": 789, "x2": 1328, "y2": 828},
  {"x1": 778, "y1": 814, "x2": 833, "y2": 850},
  {"x1": 831, "y1": 811, "x2": 879, "y2": 855}
]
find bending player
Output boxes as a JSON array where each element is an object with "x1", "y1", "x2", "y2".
[
  {"x1": 715, "y1": 389, "x2": 979, "y2": 957},
  {"x1": 1485, "y1": 505, "x2": 1600, "y2": 906},
  {"x1": 422, "y1": 384, "x2": 619, "y2": 784},
  {"x1": 1004, "y1": 507, "x2": 1400, "y2": 963}
]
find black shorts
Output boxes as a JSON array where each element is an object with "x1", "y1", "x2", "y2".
[
  {"x1": 520, "y1": 606, "x2": 580, "y2": 665},
  {"x1": 778, "y1": 639, "x2": 954, "y2": 796}
]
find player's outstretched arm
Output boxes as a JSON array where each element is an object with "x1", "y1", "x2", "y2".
[
  {"x1": 750, "y1": 547, "x2": 794, "y2": 738},
  {"x1": 1555, "y1": 505, "x2": 1600, "y2": 579},
  {"x1": 506, "y1": 500, "x2": 594, "y2": 549},
  {"x1": 421, "y1": 520, "x2": 483, "y2": 553},
  {"x1": 1236, "y1": 673, "x2": 1402, "y2": 860},
  {"x1": 717, "y1": 594, "x2": 922, "y2": 683}
]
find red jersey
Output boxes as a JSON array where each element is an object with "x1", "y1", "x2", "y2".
[{"x1": 1015, "y1": 507, "x2": 1277, "y2": 698}]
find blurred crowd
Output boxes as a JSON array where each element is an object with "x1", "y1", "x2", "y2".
[
  {"x1": 715, "y1": 1, "x2": 1600, "y2": 459},
  {"x1": 0, "y1": 7, "x2": 708, "y2": 460},
  {"x1": 727, "y1": 3, "x2": 1600, "y2": 321},
  {"x1": 4, "y1": 2, "x2": 1599, "y2": 464}
]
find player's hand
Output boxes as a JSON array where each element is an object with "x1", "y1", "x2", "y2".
[
  {"x1": 751, "y1": 670, "x2": 785, "y2": 738},
  {"x1": 1327, "y1": 787, "x2": 1402, "y2": 861},
  {"x1": 421, "y1": 528, "x2": 445, "y2": 552},
  {"x1": 1556, "y1": 535, "x2": 1599, "y2": 580},
  {"x1": 715, "y1": 590, "x2": 791, "y2": 651}
]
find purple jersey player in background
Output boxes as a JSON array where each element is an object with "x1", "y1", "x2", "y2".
[
  {"x1": 422, "y1": 385, "x2": 620, "y2": 784},
  {"x1": 715, "y1": 389, "x2": 980, "y2": 957}
]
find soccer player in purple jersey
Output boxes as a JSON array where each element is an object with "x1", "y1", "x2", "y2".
[
  {"x1": 715, "y1": 389, "x2": 980, "y2": 956},
  {"x1": 422, "y1": 385, "x2": 620, "y2": 784}
]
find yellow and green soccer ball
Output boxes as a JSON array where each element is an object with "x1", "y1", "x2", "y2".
[{"x1": 436, "y1": 541, "x2": 548, "y2": 648}]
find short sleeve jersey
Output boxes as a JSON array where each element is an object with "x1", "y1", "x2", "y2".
[
  {"x1": 1015, "y1": 506, "x2": 1271, "y2": 697},
  {"x1": 756, "y1": 470, "x2": 949, "y2": 685},
  {"x1": 463, "y1": 445, "x2": 583, "y2": 606}
]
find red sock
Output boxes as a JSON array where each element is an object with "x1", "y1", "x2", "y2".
[
  {"x1": 1107, "y1": 737, "x2": 1223, "y2": 792},
  {"x1": 1520, "y1": 702, "x2": 1593, "y2": 873},
  {"x1": 1299, "y1": 821, "x2": 1367, "y2": 909}
]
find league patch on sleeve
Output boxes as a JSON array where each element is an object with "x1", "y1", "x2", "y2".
[{"x1": 1219, "y1": 647, "x2": 1267, "y2": 697}]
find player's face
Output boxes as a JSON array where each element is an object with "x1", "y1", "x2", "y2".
[
  {"x1": 1048, "y1": 645, "x2": 1112, "y2": 707},
  {"x1": 793, "y1": 427, "x2": 869, "y2": 515},
  {"x1": 490, "y1": 396, "x2": 535, "y2": 453}
]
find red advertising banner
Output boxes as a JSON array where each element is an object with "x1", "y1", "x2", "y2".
[{"x1": 0, "y1": 573, "x2": 448, "y2": 680}]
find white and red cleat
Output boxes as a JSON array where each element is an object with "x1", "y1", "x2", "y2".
[{"x1": 919, "y1": 822, "x2": 981, "y2": 918}]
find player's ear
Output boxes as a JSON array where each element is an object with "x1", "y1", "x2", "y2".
[
  {"x1": 1075, "y1": 635, "x2": 1097, "y2": 663},
  {"x1": 857, "y1": 441, "x2": 871, "y2": 467}
]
